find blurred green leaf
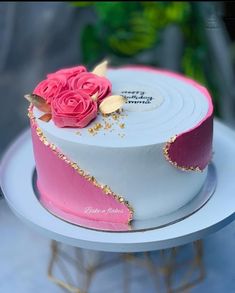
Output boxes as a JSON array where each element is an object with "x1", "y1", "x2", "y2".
[
  {"x1": 72, "y1": 1, "x2": 221, "y2": 115},
  {"x1": 81, "y1": 25, "x2": 104, "y2": 66}
]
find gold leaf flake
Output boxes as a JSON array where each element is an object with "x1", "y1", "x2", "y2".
[
  {"x1": 39, "y1": 113, "x2": 52, "y2": 122},
  {"x1": 24, "y1": 94, "x2": 51, "y2": 113},
  {"x1": 99, "y1": 95, "x2": 126, "y2": 114},
  {"x1": 92, "y1": 60, "x2": 108, "y2": 77}
]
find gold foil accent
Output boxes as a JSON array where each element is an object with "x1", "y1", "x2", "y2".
[
  {"x1": 25, "y1": 94, "x2": 51, "y2": 113},
  {"x1": 163, "y1": 135, "x2": 203, "y2": 172},
  {"x1": 119, "y1": 123, "x2": 125, "y2": 129},
  {"x1": 28, "y1": 106, "x2": 133, "y2": 223},
  {"x1": 39, "y1": 113, "x2": 52, "y2": 122}
]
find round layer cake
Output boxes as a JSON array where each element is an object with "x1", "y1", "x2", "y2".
[{"x1": 29, "y1": 65, "x2": 213, "y2": 228}]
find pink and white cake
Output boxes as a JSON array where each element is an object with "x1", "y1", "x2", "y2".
[{"x1": 26, "y1": 61, "x2": 213, "y2": 229}]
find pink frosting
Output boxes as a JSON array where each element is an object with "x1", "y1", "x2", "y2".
[
  {"x1": 168, "y1": 115, "x2": 213, "y2": 170},
  {"x1": 51, "y1": 89, "x2": 98, "y2": 128},
  {"x1": 69, "y1": 72, "x2": 112, "y2": 104},
  {"x1": 33, "y1": 75, "x2": 68, "y2": 104},
  {"x1": 47, "y1": 65, "x2": 87, "y2": 80},
  {"x1": 30, "y1": 123, "x2": 131, "y2": 229}
]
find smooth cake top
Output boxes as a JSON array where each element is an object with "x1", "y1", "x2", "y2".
[{"x1": 34, "y1": 67, "x2": 211, "y2": 147}]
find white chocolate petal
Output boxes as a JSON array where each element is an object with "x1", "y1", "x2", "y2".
[
  {"x1": 91, "y1": 92, "x2": 99, "y2": 101},
  {"x1": 99, "y1": 95, "x2": 126, "y2": 114},
  {"x1": 92, "y1": 60, "x2": 108, "y2": 77}
]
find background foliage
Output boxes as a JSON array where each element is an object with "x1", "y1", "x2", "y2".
[{"x1": 72, "y1": 2, "x2": 222, "y2": 116}]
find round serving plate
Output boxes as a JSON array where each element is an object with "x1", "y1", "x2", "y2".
[
  {"x1": 32, "y1": 165, "x2": 217, "y2": 233},
  {"x1": 1, "y1": 120, "x2": 235, "y2": 252}
]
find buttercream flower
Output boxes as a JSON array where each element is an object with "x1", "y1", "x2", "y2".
[
  {"x1": 69, "y1": 72, "x2": 112, "y2": 104},
  {"x1": 51, "y1": 90, "x2": 98, "y2": 128},
  {"x1": 33, "y1": 75, "x2": 68, "y2": 104},
  {"x1": 47, "y1": 65, "x2": 87, "y2": 80}
]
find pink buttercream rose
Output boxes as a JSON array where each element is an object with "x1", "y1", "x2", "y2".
[
  {"x1": 69, "y1": 72, "x2": 112, "y2": 104},
  {"x1": 47, "y1": 65, "x2": 87, "y2": 80},
  {"x1": 33, "y1": 75, "x2": 68, "y2": 104},
  {"x1": 51, "y1": 90, "x2": 98, "y2": 128}
]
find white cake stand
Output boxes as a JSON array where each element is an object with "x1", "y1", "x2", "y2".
[{"x1": 1, "y1": 119, "x2": 235, "y2": 252}]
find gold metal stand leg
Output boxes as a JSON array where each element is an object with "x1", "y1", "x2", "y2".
[
  {"x1": 47, "y1": 240, "x2": 83, "y2": 293},
  {"x1": 47, "y1": 240, "x2": 206, "y2": 293}
]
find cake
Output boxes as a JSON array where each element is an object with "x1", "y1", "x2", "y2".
[{"x1": 26, "y1": 61, "x2": 213, "y2": 230}]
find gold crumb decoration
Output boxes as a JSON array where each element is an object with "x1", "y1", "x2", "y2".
[
  {"x1": 88, "y1": 128, "x2": 95, "y2": 135},
  {"x1": 87, "y1": 122, "x2": 103, "y2": 136},
  {"x1": 92, "y1": 60, "x2": 108, "y2": 77},
  {"x1": 111, "y1": 113, "x2": 119, "y2": 120},
  {"x1": 119, "y1": 123, "x2": 125, "y2": 129},
  {"x1": 39, "y1": 113, "x2": 52, "y2": 122},
  {"x1": 24, "y1": 94, "x2": 51, "y2": 113},
  {"x1": 104, "y1": 122, "x2": 111, "y2": 130},
  {"x1": 93, "y1": 122, "x2": 102, "y2": 131},
  {"x1": 99, "y1": 95, "x2": 126, "y2": 114}
]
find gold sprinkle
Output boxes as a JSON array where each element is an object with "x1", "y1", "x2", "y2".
[
  {"x1": 51, "y1": 145, "x2": 56, "y2": 151},
  {"x1": 93, "y1": 123, "x2": 102, "y2": 131},
  {"x1": 111, "y1": 113, "x2": 119, "y2": 120},
  {"x1": 87, "y1": 122, "x2": 103, "y2": 135},
  {"x1": 79, "y1": 170, "x2": 85, "y2": 176},
  {"x1": 119, "y1": 123, "x2": 125, "y2": 129},
  {"x1": 104, "y1": 122, "x2": 111, "y2": 130},
  {"x1": 71, "y1": 163, "x2": 78, "y2": 169},
  {"x1": 102, "y1": 185, "x2": 112, "y2": 194},
  {"x1": 88, "y1": 128, "x2": 95, "y2": 134}
]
